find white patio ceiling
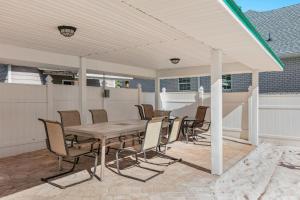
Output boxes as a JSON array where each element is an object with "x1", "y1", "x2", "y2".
[{"x1": 0, "y1": 0, "x2": 283, "y2": 78}]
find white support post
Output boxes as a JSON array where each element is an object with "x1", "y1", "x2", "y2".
[
  {"x1": 7, "y1": 64, "x2": 12, "y2": 83},
  {"x1": 46, "y1": 75, "x2": 54, "y2": 120},
  {"x1": 248, "y1": 86, "x2": 253, "y2": 143},
  {"x1": 210, "y1": 49, "x2": 223, "y2": 175},
  {"x1": 250, "y1": 71, "x2": 259, "y2": 146},
  {"x1": 137, "y1": 83, "x2": 143, "y2": 105},
  {"x1": 161, "y1": 87, "x2": 167, "y2": 110},
  {"x1": 79, "y1": 56, "x2": 87, "y2": 125},
  {"x1": 155, "y1": 77, "x2": 160, "y2": 110},
  {"x1": 198, "y1": 86, "x2": 204, "y2": 106}
]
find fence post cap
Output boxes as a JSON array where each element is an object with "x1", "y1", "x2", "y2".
[
  {"x1": 198, "y1": 86, "x2": 204, "y2": 93},
  {"x1": 46, "y1": 75, "x2": 53, "y2": 85}
]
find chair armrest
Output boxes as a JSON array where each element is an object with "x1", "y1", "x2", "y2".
[{"x1": 200, "y1": 121, "x2": 211, "y2": 131}]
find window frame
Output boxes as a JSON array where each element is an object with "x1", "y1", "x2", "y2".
[
  {"x1": 178, "y1": 78, "x2": 192, "y2": 91},
  {"x1": 222, "y1": 75, "x2": 232, "y2": 91}
]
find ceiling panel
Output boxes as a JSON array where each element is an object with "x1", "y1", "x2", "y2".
[{"x1": 0, "y1": 0, "x2": 280, "y2": 72}]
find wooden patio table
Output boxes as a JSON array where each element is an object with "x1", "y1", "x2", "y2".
[{"x1": 65, "y1": 119, "x2": 148, "y2": 181}]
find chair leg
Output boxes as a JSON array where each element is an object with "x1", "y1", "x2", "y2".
[
  {"x1": 41, "y1": 157, "x2": 93, "y2": 189},
  {"x1": 97, "y1": 144, "x2": 101, "y2": 156},
  {"x1": 114, "y1": 149, "x2": 163, "y2": 182},
  {"x1": 106, "y1": 146, "x2": 110, "y2": 155},
  {"x1": 143, "y1": 151, "x2": 147, "y2": 162},
  {"x1": 156, "y1": 151, "x2": 182, "y2": 165}
]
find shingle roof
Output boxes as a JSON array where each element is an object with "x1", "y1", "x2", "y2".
[{"x1": 245, "y1": 4, "x2": 300, "y2": 57}]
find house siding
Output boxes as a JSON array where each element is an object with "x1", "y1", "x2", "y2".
[
  {"x1": 10, "y1": 66, "x2": 45, "y2": 85},
  {"x1": 127, "y1": 56, "x2": 300, "y2": 93},
  {"x1": 125, "y1": 78, "x2": 155, "y2": 92},
  {"x1": 0, "y1": 64, "x2": 8, "y2": 82},
  {"x1": 158, "y1": 74, "x2": 252, "y2": 93}
]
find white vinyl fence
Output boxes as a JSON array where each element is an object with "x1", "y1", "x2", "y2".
[
  {"x1": 0, "y1": 83, "x2": 139, "y2": 158},
  {"x1": 1, "y1": 82, "x2": 300, "y2": 158},
  {"x1": 159, "y1": 91, "x2": 249, "y2": 137},
  {"x1": 157, "y1": 91, "x2": 300, "y2": 143},
  {"x1": 259, "y1": 94, "x2": 300, "y2": 143}
]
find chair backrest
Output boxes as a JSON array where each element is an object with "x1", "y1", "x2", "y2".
[
  {"x1": 168, "y1": 117, "x2": 183, "y2": 143},
  {"x1": 135, "y1": 105, "x2": 145, "y2": 120},
  {"x1": 39, "y1": 119, "x2": 68, "y2": 156},
  {"x1": 89, "y1": 109, "x2": 108, "y2": 124},
  {"x1": 154, "y1": 110, "x2": 171, "y2": 119},
  {"x1": 142, "y1": 104, "x2": 154, "y2": 120},
  {"x1": 142, "y1": 118, "x2": 163, "y2": 151},
  {"x1": 58, "y1": 110, "x2": 81, "y2": 127},
  {"x1": 195, "y1": 106, "x2": 208, "y2": 123}
]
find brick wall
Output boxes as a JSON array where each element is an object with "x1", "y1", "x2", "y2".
[
  {"x1": 232, "y1": 73, "x2": 252, "y2": 92},
  {"x1": 259, "y1": 57, "x2": 300, "y2": 93},
  {"x1": 129, "y1": 56, "x2": 300, "y2": 93}
]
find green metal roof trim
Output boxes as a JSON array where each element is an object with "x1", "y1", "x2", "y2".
[{"x1": 223, "y1": 0, "x2": 285, "y2": 70}]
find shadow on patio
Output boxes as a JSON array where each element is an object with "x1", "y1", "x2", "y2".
[{"x1": 0, "y1": 137, "x2": 253, "y2": 199}]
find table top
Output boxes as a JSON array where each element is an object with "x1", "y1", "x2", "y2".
[
  {"x1": 65, "y1": 119, "x2": 147, "y2": 139},
  {"x1": 183, "y1": 117, "x2": 198, "y2": 121}
]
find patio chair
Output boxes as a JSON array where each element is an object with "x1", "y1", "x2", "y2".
[
  {"x1": 38, "y1": 119, "x2": 98, "y2": 189},
  {"x1": 89, "y1": 109, "x2": 108, "y2": 123},
  {"x1": 142, "y1": 104, "x2": 171, "y2": 138},
  {"x1": 161, "y1": 117, "x2": 186, "y2": 148},
  {"x1": 114, "y1": 117, "x2": 164, "y2": 182},
  {"x1": 183, "y1": 106, "x2": 211, "y2": 142},
  {"x1": 141, "y1": 104, "x2": 171, "y2": 120},
  {"x1": 155, "y1": 117, "x2": 186, "y2": 165},
  {"x1": 141, "y1": 104, "x2": 155, "y2": 120},
  {"x1": 58, "y1": 110, "x2": 96, "y2": 144},
  {"x1": 58, "y1": 110, "x2": 99, "y2": 155},
  {"x1": 134, "y1": 105, "x2": 146, "y2": 120}
]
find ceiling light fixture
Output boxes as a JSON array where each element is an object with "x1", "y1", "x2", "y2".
[
  {"x1": 170, "y1": 58, "x2": 180, "y2": 64},
  {"x1": 58, "y1": 25, "x2": 77, "y2": 37}
]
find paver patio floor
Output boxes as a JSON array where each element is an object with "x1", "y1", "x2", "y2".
[{"x1": 0, "y1": 137, "x2": 253, "y2": 199}]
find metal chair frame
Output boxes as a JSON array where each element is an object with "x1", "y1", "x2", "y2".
[
  {"x1": 114, "y1": 118, "x2": 165, "y2": 182},
  {"x1": 183, "y1": 106, "x2": 211, "y2": 143},
  {"x1": 39, "y1": 119, "x2": 99, "y2": 189}
]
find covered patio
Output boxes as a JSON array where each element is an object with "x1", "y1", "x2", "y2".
[{"x1": 0, "y1": 0, "x2": 285, "y2": 199}]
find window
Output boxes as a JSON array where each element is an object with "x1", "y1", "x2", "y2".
[
  {"x1": 178, "y1": 78, "x2": 191, "y2": 91},
  {"x1": 62, "y1": 80, "x2": 75, "y2": 85},
  {"x1": 222, "y1": 75, "x2": 232, "y2": 90}
]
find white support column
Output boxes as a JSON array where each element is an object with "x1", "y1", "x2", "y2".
[
  {"x1": 155, "y1": 77, "x2": 160, "y2": 110},
  {"x1": 161, "y1": 87, "x2": 167, "y2": 110},
  {"x1": 46, "y1": 75, "x2": 54, "y2": 120},
  {"x1": 210, "y1": 49, "x2": 223, "y2": 175},
  {"x1": 7, "y1": 64, "x2": 12, "y2": 83},
  {"x1": 248, "y1": 86, "x2": 253, "y2": 144},
  {"x1": 250, "y1": 71, "x2": 259, "y2": 146},
  {"x1": 198, "y1": 86, "x2": 204, "y2": 106},
  {"x1": 137, "y1": 83, "x2": 143, "y2": 105},
  {"x1": 79, "y1": 56, "x2": 87, "y2": 125}
]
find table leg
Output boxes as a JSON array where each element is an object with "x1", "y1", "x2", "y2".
[{"x1": 100, "y1": 138, "x2": 106, "y2": 180}]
